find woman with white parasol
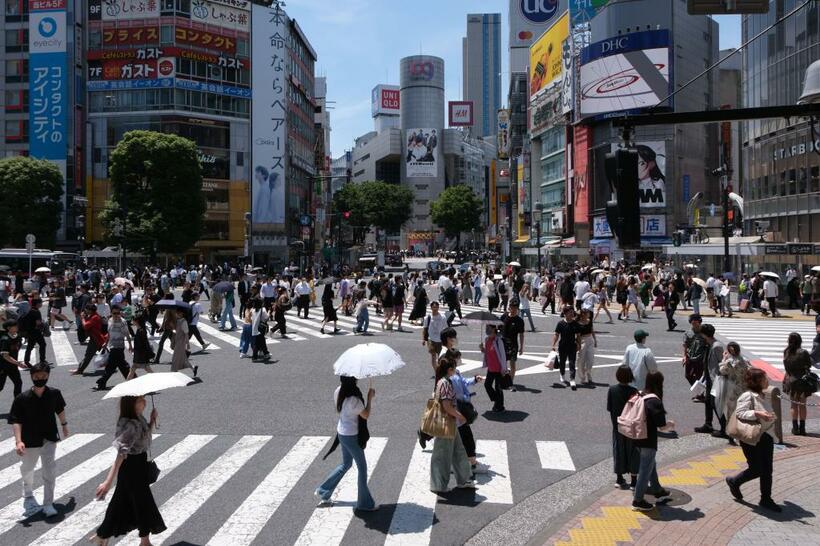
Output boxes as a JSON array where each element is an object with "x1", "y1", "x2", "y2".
[{"x1": 313, "y1": 343, "x2": 403, "y2": 511}]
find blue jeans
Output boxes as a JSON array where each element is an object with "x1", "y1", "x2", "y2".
[
  {"x1": 519, "y1": 308, "x2": 535, "y2": 330},
  {"x1": 692, "y1": 297, "x2": 700, "y2": 315},
  {"x1": 473, "y1": 287, "x2": 482, "y2": 305},
  {"x1": 220, "y1": 303, "x2": 236, "y2": 330},
  {"x1": 634, "y1": 447, "x2": 662, "y2": 501},
  {"x1": 239, "y1": 323, "x2": 252, "y2": 354},
  {"x1": 316, "y1": 434, "x2": 374, "y2": 510},
  {"x1": 356, "y1": 308, "x2": 369, "y2": 332}
]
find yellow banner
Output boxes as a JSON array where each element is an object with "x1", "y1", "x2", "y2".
[{"x1": 529, "y1": 11, "x2": 569, "y2": 98}]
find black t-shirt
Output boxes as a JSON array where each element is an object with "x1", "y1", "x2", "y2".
[
  {"x1": 554, "y1": 319, "x2": 579, "y2": 349},
  {"x1": 53, "y1": 287, "x2": 66, "y2": 308},
  {"x1": 181, "y1": 288, "x2": 193, "y2": 303},
  {"x1": 607, "y1": 383, "x2": 638, "y2": 427},
  {"x1": 21, "y1": 309, "x2": 42, "y2": 336},
  {"x1": 394, "y1": 284, "x2": 405, "y2": 301},
  {"x1": 634, "y1": 396, "x2": 666, "y2": 450},
  {"x1": 502, "y1": 315, "x2": 525, "y2": 349},
  {"x1": 9, "y1": 387, "x2": 66, "y2": 448},
  {"x1": 0, "y1": 333, "x2": 21, "y2": 361}
]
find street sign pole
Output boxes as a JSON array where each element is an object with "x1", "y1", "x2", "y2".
[{"x1": 25, "y1": 233, "x2": 35, "y2": 278}]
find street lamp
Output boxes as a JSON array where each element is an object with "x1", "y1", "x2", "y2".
[{"x1": 534, "y1": 202, "x2": 543, "y2": 270}]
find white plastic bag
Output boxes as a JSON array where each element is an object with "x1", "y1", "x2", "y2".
[
  {"x1": 545, "y1": 350, "x2": 558, "y2": 370},
  {"x1": 93, "y1": 350, "x2": 109, "y2": 370},
  {"x1": 690, "y1": 378, "x2": 706, "y2": 397}
]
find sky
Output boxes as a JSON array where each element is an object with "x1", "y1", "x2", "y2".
[{"x1": 284, "y1": 1, "x2": 742, "y2": 159}]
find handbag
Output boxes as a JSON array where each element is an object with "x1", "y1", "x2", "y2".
[
  {"x1": 726, "y1": 396, "x2": 764, "y2": 446},
  {"x1": 146, "y1": 450, "x2": 160, "y2": 484},
  {"x1": 690, "y1": 378, "x2": 707, "y2": 397},
  {"x1": 257, "y1": 320, "x2": 269, "y2": 335},
  {"x1": 41, "y1": 323, "x2": 51, "y2": 338},
  {"x1": 420, "y1": 397, "x2": 455, "y2": 439},
  {"x1": 500, "y1": 373, "x2": 513, "y2": 389},
  {"x1": 93, "y1": 349, "x2": 109, "y2": 370},
  {"x1": 456, "y1": 399, "x2": 478, "y2": 425},
  {"x1": 798, "y1": 371, "x2": 819, "y2": 394}
]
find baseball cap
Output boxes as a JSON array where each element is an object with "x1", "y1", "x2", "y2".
[
  {"x1": 688, "y1": 313, "x2": 702, "y2": 323},
  {"x1": 634, "y1": 329, "x2": 649, "y2": 340}
]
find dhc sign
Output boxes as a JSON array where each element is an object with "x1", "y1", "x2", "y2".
[{"x1": 520, "y1": 0, "x2": 559, "y2": 24}]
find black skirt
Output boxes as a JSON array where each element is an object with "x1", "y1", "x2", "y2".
[
  {"x1": 408, "y1": 297, "x2": 427, "y2": 321},
  {"x1": 97, "y1": 452, "x2": 166, "y2": 539},
  {"x1": 612, "y1": 428, "x2": 639, "y2": 475},
  {"x1": 323, "y1": 300, "x2": 338, "y2": 321}
]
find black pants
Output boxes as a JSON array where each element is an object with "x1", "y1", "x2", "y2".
[
  {"x1": 77, "y1": 338, "x2": 100, "y2": 374},
  {"x1": 188, "y1": 325, "x2": 205, "y2": 346},
  {"x1": 458, "y1": 424, "x2": 476, "y2": 459},
  {"x1": 297, "y1": 294, "x2": 310, "y2": 318},
  {"x1": 557, "y1": 345, "x2": 577, "y2": 380},
  {"x1": 541, "y1": 296, "x2": 555, "y2": 314},
  {"x1": 703, "y1": 373, "x2": 726, "y2": 432},
  {"x1": 147, "y1": 312, "x2": 160, "y2": 336},
  {"x1": 485, "y1": 372, "x2": 505, "y2": 410},
  {"x1": 269, "y1": 312, "x2": 286, "y2": 335},
  {"x1": 488, "y1": 296, "x2": 499, "y2": 312},
  {"x1": 767, "y1": 297, "x2": 777, "y2": 315},
  {"x1": 0, "y1": 361, "x2": 23, "y2": 399},
  {"x1": 665, "y1": 305, "x2": 677, "y2": 330},
  {"x1": 155, "y1": 331, "x2": 174, "y2": 362},
  {"x1": 24, "y1": 332, "x2": 46, "y2": 364},
  {"x1": 97, "y1": 348, "x2": 130, "y2": 388},
  {"x1": 500, "y1": 296, "x2": 508, "y2": 312},
  {"x1": 732, "y1": 434, "x2": 774, "y2": 500},
  {"x1": 252, "y1": 335, "x2": 269, "y2": 359},
  {"x1": 239, "y1": 297, "x2": 249, "y2": 317}
]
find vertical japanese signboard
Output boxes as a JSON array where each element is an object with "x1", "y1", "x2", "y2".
[
  {"x1": 251, "y1": 1, "x2": 286, "y2": 226},
  {"x1": 29, "y1": 0, "x2": 67, "y2": 238}
]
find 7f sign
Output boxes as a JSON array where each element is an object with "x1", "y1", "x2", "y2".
[{"x1": 448, "y1": 101, "x2": 474, "y2": 127}]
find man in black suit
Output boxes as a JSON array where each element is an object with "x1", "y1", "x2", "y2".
[{"x1": 237, "y1": 273, "x2": 251, "y2": 317}]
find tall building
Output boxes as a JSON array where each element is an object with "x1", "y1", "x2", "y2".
[
  {"x1": 462, "y1": 13, "x2": 501, "y2": 137},
  {"x1": 741, "y1": 2, "x2": 820, "y2": 271},
  {"x1": 508, "y1": 0, "x2": 568, "y2": 72},
  {"x1": 1, "y1": 0, "x2": 84, "y2": 248}
]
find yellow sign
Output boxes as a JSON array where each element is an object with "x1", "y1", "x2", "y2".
[
  {"x1": 490, "y1": 160, "x2": 497, "y2": 227},
  {"x1": 529, "y1": 11, "x2": 569, "y2": 98}
]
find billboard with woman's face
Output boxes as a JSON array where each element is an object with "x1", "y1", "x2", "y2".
[{"x1": 612, "y1": 141, "x2": 666, "y2": 209}]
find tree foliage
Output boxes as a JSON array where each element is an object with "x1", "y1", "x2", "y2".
[
  {"x1": 0, "y1": 156, "x2": 63, "y2": 247},
  {"x1": 102, "y1": 131, "x2": 206, "y2": 255},
  {"x1": 430, "y1": 184, "x2": 483, "y2": 248},
  {"x1": 332, "y1": 180, "x2": 414, "y2": 245}
]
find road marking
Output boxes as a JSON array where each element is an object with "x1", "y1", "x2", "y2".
[
  {"x1": 29, "y1": 434, "x2": 217, "y2": 546},
  {"x1": 208, "y1": 436, "x2": 329, "y2": 546},
  {"x1": 49, "y1": 329, "x2": 78, "y2": 368},
  {"x1": 536, "y1": 441, "x2": 576, "y2": 471},
  {"x1": 385, "y1": 443, "x2": 436, "y2": 545},
  {"x1": 120, "y1": 435, "x2": 270, "y2": 546},
  {"x1": 254, "y1": 315, "x2": 332, "y2": 339},
  {"x1": 0, "y1": 437, "x2": 17, "y2": 457},
  {"x1": 294, "y1": 436, "x2": 388, "y2": 546},
  {"x1": 475, "y1": 440, "x2": 513, "y2": 504},
  {"x1": 0, "y1": 434, "x2": 102, "y2": 491},
  {"x1": 457, "y1": 358, "x2": 485, "y2": 373}
]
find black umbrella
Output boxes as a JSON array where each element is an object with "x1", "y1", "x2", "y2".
[
  {"x1": 463, "y1": 311, "x2": 502, "y2": 324},
  {"x1": 212, "y1": 281, "x2": 234, "y2": 294},
  {"x1": 155, "y1": 300, "x2": 190, "y2": 310}
]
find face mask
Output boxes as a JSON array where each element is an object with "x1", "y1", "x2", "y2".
[
  {"x1": 32, "y1": 378, "x2": 48, "y2": 388},
  {"x1": 8, "y1": 332, "x2": 17, "y2": 339}
]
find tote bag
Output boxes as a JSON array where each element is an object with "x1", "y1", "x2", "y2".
[
  {"x1": 420, "y1": 397, "x2": 455, "y2": 439},
  {"x1": 726, "y1": 396, "x2": 764, "y2": 446}
]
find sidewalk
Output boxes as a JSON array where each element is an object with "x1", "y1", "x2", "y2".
[{"x1": 543, "y1": 434, "x2": 820, "y2": 545}]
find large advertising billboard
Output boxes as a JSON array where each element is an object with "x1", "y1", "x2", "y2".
[
  {"x1": 189, "y1": 0, "x2": 249, "y2": 31},
  {"x1": 497, "y1": 109, "x2": 510, "y2": 160},
  {"x1": 580, "y1": 30, "x2": 672, "y2": 118},
  {"x1": 509, "y1": 0, "x2": 568, "y2": 49},
  {"x1": 98, "y1": 0, "x2": 160, "y2": 20},
  {"x1": 593, "y1": 214, "x2": 667, "y2": 238},
  {"x1": 405, "y1": 128, "x2": 438, "y2": 178},
  {"x1": 611, "y1": 142, "x2": 667, "y2": 209},
  {"x1": 528, "y1": 11, "x2": 570, "y2": 98},
  {"x1": 448, "y1": 101, "x2": 474, "y2": 127},
  {"x1": 251, "y1": 2, "x2": 286, "y2": 226},
  {"x1": 371, "y1": 84, "x2": 400, "y2": 116}
]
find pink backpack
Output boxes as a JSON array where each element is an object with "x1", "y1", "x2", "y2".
[{"x1": 617, "y1": 393, "x2": 658, "y2": 440}]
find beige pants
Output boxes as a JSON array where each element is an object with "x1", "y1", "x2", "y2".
[
  {"x1": 21, "y1": 440, "x2": 56, "y2": 505},
  {"x1": 577, "y1": 336, "x2": 595, "y2": 383}
]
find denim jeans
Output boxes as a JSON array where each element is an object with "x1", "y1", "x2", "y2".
[
  {"x1": 519, "y1": 308, "x2": 536, "y2": 330},
  {"x1": 634, "y1": 447, "x2": 662, "y2": 501},
  {"x1": 239, "y1": 323, "x2": 252, "y2": 354},
  {"x1": 220, "y1": 303, "x2": 236, "y2": 330},
  {"x1": 692, "y1": 297, "x2": 700, "y2": 315},
  {"x1": 316, "y1": 434, "x2": 374, "y2": 510},
  {"x1": 356, "y1": 308, "x2": 369, "y2": 332},
  {"x1": 473, "y1": 287, "x2": 482, "y2": 306}
]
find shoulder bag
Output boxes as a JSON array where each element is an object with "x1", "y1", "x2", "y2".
[
  {"x1": 726, "y1": 395, "x2": 764, "y2": 446},
  {"x1": 456, "y1": 399, "x2": 478, "y2": 425},
  {"x1": 420, "y1": 391, "x2": 456, "y2": 439}
]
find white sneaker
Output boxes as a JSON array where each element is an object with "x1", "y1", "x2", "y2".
[
  {"x1": 202, "y1": 342, "x2": 210, "y2": 351},
  {"x1": 22, "y1": 496, "x2": 42, "y2": 517},
  {"x1": 314, "y1": 490, "x2": 332, "y2": 507},
  {"x1": 63, "y1": 321, "x2": 70, "y2": 330},
  {"x1": 570, "y1": 380, "x2": 577, "y2": 391},
  {"x1": 456, "y1": 480, "x2": 477, "y2": 489},
  {"x1": 472, "y1": 463, "x2": 490, "y2": 475},
  {"x1": 42, "y1": 503, "x2": 58, "y2": 518},
  {"x1": 238, "y1": 353, "x2": 249, "y2": 359}
]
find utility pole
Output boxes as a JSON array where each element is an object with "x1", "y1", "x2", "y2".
[{"x1": 712, "y1": 165, "x2": 731, "y2": 274}]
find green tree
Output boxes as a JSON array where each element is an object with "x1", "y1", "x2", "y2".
[
  {"x1": 101, "y1": 131, "x2": 205, "y2": 257},
  {"x1": 332, "y1": 182, "x2": 367, "y2": 245},
  {"x1": 359, "y1": 181, "x2": 414, "y2": 248},
  {"x1": 0, "y1": 156, "x2": 63, "y2": 247},
  {"x1": 430, "y1": 184, "x2": 483, "y2": 249}
]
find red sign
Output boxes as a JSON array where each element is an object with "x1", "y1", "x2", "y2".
[
  {"x1": 29, "y1": 0, "x2": 66, "y2": 10},
  {"x1": 89, "y1": 59, "x2": 158, "y2": 80},
  {"x1": 175, "y1": 24, "x2": 236, "y2": 54},
  {"x1": 102, "y1": 26, "x2": 159, "y2": 47},
  {"x1": 380, "y1": 89, "x2": 399, "y2": 110},
  {"x1": 87, "y1": 46, "x2": 249, "y2": 69},
  {"x1": 448, "y1": 101, "x2": 474, "y2": 127}
]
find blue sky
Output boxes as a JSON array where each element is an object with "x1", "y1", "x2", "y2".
[{"x1": 284, "y1": 1, "x2": 742, "y2": 158}]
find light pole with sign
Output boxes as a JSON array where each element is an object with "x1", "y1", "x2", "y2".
[{"x1": 25, "y1": 233, "x2": 35, "y2": 278}]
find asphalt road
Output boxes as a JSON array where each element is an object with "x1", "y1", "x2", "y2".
[{"x1": 0, "y1": 286, "x2": 732, "y2": 546}]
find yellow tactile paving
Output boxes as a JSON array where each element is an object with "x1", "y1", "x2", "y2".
[{"x1": 659, "y1": 447, "x2": 745, "y2": 486}]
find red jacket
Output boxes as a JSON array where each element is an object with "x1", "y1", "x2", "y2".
[{"x1": 82, "y1": 313, "x2": 108, "y2": 347}]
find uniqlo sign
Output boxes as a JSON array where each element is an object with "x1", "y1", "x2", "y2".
[
  {"x1": 381, "y1": 89, "x2": 399, "y2": 110},
  {"x1": 371, "y1": 84, "x2": 400, "y2": 116}
]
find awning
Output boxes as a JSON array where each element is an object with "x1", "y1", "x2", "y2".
[
  {"x1": 540, "y1": 238, "x2": 561, "y2": 250},
  {"x1": 514, "y1": 235, "x2": 531, "y2": 244},
  {"x1": 641, "y1": 237, "x2": 672, "y2": 247},
  {"x1": 589, "y1": 238, "x2": 613, "y2": 246},
  {"x1": 561, "y1": 237, "x2": 576, "y2": 247}
]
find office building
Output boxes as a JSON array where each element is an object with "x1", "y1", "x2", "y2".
[{"x1": 462, "y1": 13, "x2": 501, "y2": 137}]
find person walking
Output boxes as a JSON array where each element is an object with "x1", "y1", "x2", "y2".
[
  {"x1": 725, "y1": 368, "x2": 781, "y2": 512},
  {"x1": 188, "y1": 293, "x2": 209, "y2": 351},
  {"x1": 21, "y1": 299, "x2": 47, "y2": 366},
  {"x1": 762, "y1": 276, "x2": 780, "y2": 317},
  {"x1": 663, "y1": 282, "x2": 679, "y2": 331},
  {"x1": 320, "y1": 283, "x2": 340, "y2": 335},
  {"x1": 219, "y1": 287, "x2": 237, "y2": 331},
  {"x1": 127, "y1": 314, "x2": 155, "y2": 379},
  {"x1": 694, "y1": 324, "x2": 727, "y2": 438},
  {"x1": 0, "y1": 320, "x2": 26, "y2": 406},
  {"x1": 481, "y1": 324, "x2": 508, "y2": 412},
  {"x1": 9, "y1": 363, "x2": 69, "y2": 518},
  {"x1": 314, "y1": 377, "x2": 377, "y2": 511},
  {"x1": 353, "y1": 292, "x2": 370, "y2": 335},
  {"x1": 294, "y1": 277, "x2": 311, "y2": 319},
  {"x1": 632, "y1": 371, "x2": 674, "y2": 512},
  {"x1": 392, "y1": 276, "x2": 407, "y2": 332},
  {"x1": 152, "y1": 299, "x2": 176, "y2": 365},
  {"x1": 442, "y1": 344, "x2": 488, "y2": 475},
  {"x1": 621, "y1": 330, "x2": 657, "y2": 393},
  {"x1": 616, "y1": 277, "x2": 628, "y2": 320},
  {"x1": 607, "y1": 365, "x2": 639, "y2": 489},
  {"x1": 238, "y1": 304, "x2": 253, "y2": 359},
  {"x1": 682, "y1": 314, "x2": 707, "y2": 389},
  {"x1": 72, "y1": 284, "x2": 92, "y2": 343},
  {"x1": 269, "y1": 287, "x2": 290, "y2": 338},
  {"x1": 501, "y1": 301, "x2": 525, "y2": 390},
  {"x1": 782, "y1": 332, "x2": 814, "y2": 435},
  {"x1": 552, "y1": 306, "x2": 580, "y2": 390},
  {"x1": 72, "y1": 304, "x2": 108, "y2": 375},
  {"x1": 408, "y1": 280, "x2": 428, "y2": 325},
  {"x1": 540, "y1": 276, "x2": 556, "y2": 315},
  {"x1": 429, "y1": 357, "x2": 476, "y2": 494},
  {"x1": 518, "y1": 284, "x2": 536, "y2": 332},
  {"x1": 171, "y1": 308, "x2": 197, "y2": 379},
  {"x1": 379, "y1": 283, "x2": 395, "y2": 331},
  {"x1": 575, "y1": 309, "x2": 597, "y2": 387},
  {"x1": 473, "y1": 272, "x2": 483, "y2": 306},
  {"x1": 485, "y1": 275, "x2": 498, "y2": 312},
  {"x1": 716, "y1": 341, "x2": 749, "y2": 445},
  {"x1": 422, "y1": 301, "x2": 448, "y2": 371},
  {"x1": 94, "y1": 306, "x2": 132, "y2": 391},
  {"x1": 90, "y1": 395, "x2": 165, "y2": 545},
  {"x1": 250, "y1": 298, "x2": 271, "y2": 362},
  {"x1": 594, "y1": 284, "x2": 614, "y2": 323}
]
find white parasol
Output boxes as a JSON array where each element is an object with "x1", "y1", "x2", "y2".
[
  {"x1": 508, "y1": 261, "x2": 521, "y2": 267},
  {"x1": 114, "y1": 277, "x2": 134, "y2": 288},
  {"x1": 102, "y1": 372, "x2": 192, "y2": 400},
  {"x1": 333, "y1": 343, "x2": 406, "y2": 379},
  {"x1": 760, "y1": 271, "x2": 780, "y2": 280},
  {"x1": 811, "y1": 265, "x2": 820, "y2": 273},
  {"x1": 35, "y1": 267, "x2": 51, "y2": 274},
  {"x1": 691, "y1": 278, "x2": 707, "y2": 288}
]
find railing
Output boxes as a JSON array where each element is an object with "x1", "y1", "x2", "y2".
[{"x1": 745, "y1": 192, "x2": 820, "y2": 219}]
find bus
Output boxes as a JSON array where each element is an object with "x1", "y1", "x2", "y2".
[{"x1": 0, "y1": 249, "x2": 80, "y2": 275}]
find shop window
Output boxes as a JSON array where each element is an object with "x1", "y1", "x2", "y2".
[
  {"x1": 5, "y1": 58, "x2": 27, "y2": 83},
  {"x1": 4, "y1": 89, "x2": 26, "y2": 112},
  {"x1": 160, "y1": 25, "x2": 174, "y2": 45},
  {"x1": 5, "y1": 28, "x2": 27, "y2": 52},
  {"x1": 4, "y1": 119, "x2": 26, "y2": 142},
  {"x1": 5, "y1": 0, "x2": 26, "y2": 22}
]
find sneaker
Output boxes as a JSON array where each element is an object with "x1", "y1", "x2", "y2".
[
  {"x1": 314, "y1": 490, "x2": 332, "y2": 507},
  {"x1": 509, "y1": 386, "x2": 517, "y2": 392},
  {"x1": 758, "y1": 498, "x2": 782, "y2": 512},
  {"x1": 725, "y1": 477, "x2": 743, "y2": 501},
  {"x1": 570, "y1": 380, "x2": 577, "y2": 391},
  {"x1": 651, "y1": 488, "x2": 672, "y2": 500},
  {"x1": 202, "y1": 342, "x2": 210, "y2": 351},
  {"x1": 632, "y1": 499, "x2": 654, "y2": 512},
  {"x1": 456, "y1": 480, "x2": 477, "y2": 489},
  {"x1": 710, "y1": 430, "x2": 729, "y2": 439},
  {"x1": 42, "y1": 503, "x2": 58, "y2": 518},
  {"x1": 694, "y1": 425, "x2": 714, "y2": 434},
  {"x1": 472, "y1": 463, "x2": 490, "y2": 475},
  {"x1": 193, "y1": 366, "x2": 199, "y2": 378},
  {"x1": 239, "y1": 353, "x2": 250, "y2": 359},
  {"x1": 22, "y1": 496, "x2": 42, "y2": 517}
]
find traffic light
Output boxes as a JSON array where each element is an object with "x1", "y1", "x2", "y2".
[
  {"x1": 672, "y1": 230, "x2": 684, "y2": 247},
  {"x1": 603, "y1": 149, "x2": 641, "y2": 248},
  {"x1": 343, "y1": 210, "x2": 351, "y2": 220}
]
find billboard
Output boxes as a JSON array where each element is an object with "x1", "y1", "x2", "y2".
[
  {"x1": 102, "y1": 26, "x2": 160, "y2": 47},
  {"x1": 189, "y1": 0, "x2": 249, "y2": 31},
  {"x1": 593, "y1": 214, "x2": 667, "y2": 238},
  {"x1": 560, "y1": 36, "x2": 573, "y2": 114},
  {"x1": 611, "y1": 141, "x2": 667, "y2": 209},
  {"x1": 497, "y1": 109, "x2": 510, "y2": 160},
  {"x1": 509, "y1": 0, "x2": 568, "y2": 49},
  {"x1": 88, "y1": 47, "x2": 249, "y2": 70},
  {"x1": 251, "y1": 2, "x2": 287, "y2": 226},
  {"x1": 98, "y1": 0, "x2": 160, "y2": 20},
  {"x1": 405, "y1": 128, "x2": 438, "y2": 178},
  {"x1": 88, "y1": 57, "x2": 175, "y2": 81},
  {"x1": 529, "y1": 84, "x2": 562, "y2": 137},
  {"x1": 448, "y1": 101, "x2": 474, "y2": 127},
  {"x1": 580, "y1": 30, "x2": 672, "y2": 118},
  {"x1": 371, "y1": 84, "x2": 400, "y2": 116},
  {"x1": 528, "y1": 11, "x2": 570, "y2": 98},
  {"x1": 175, "y1": 22, "x2": 237, "y2": 53},
  {"x1": 569, "y1": 0, "x2": 608, "y2": 21}
]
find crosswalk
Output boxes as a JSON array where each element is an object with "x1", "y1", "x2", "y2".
[
  {"x1": 708, "y1": 317, "x2": 817, "y2": 371},
  {"x1": 0, "y1": 432, "x2": 577, "y2": 545}
]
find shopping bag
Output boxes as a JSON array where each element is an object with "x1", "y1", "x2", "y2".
[
  {"x1": 690, "y1": 378, "x2": 707, "y2": 397},
  {"x1": 93, "y1": 350, "x2": 109, "y2": 370},
  {"x1": 739, "y1": 299, "x2": 750, "y2": 312},
  {"x1": 544, "y1": 350, "x2": 558, "y2": 370},
  {"x1": 727, "y1": 409, "x2": 763, "y2": 446},
  {"x1": 420, "y1": 398, "x2": 455, "y2": 439}
]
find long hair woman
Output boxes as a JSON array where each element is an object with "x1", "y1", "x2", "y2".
[
  {"x1": 632, "y1": 371, "x2": 674, "y2": 512},
  {"x1": 782, "y1": 332, "x2": 814, "y2": 435},
  {"x1": 90, "y1": 396, "x2": 164, "y2": 546},
  {"x1": 314, "y1": 376, "x2": 376, "y2": 511},
  {"x1": 320, "y1": 282, "x2": 340, "y2": 334}
]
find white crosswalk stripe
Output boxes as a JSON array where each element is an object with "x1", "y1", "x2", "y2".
[
  {"x1": 0, "y1": 434, "x2": 102, "y2": 491},
  {"x1": 0, "y1": 433, "x2": 575, "y2": 546},
  {"x1": 48, "y1": 329, "x2": 78, "y2": 368},
  {"x1": 708, "y1": 317, "x2": 817, "y2": 369}
]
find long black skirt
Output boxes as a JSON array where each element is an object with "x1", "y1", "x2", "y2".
[
  {"x1": 323, "y1": 300, "x2": 338, "y2": 322},
  {"x1": 97, "y1": 452, "x2": 166, "y2": 539},
  {"x1": 408, "y1": 298, "x2": 427, "y2": 321},
  {"x1": 612, "y1": 428, "x2": 639, "y2": 475}
]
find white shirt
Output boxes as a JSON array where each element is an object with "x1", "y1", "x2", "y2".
[
  {"x1": 295, "y1": 282, "x2": 311, "y2": 296},
  {"x1": 706, "y1": 276, "x2": 716, "y2": 289},
  {"x1": 438, "y1": 277, "x2": 452, "y2": 291},
  {"x1": 574, "y1": 281, "x2": 591, "y2": 300},
  {"x1": 191, "y1": 302, "x2": 202, "y2": 325},
  {"x1": 251, "y1": 308, "x2": 268, "y2": 337},
  {"x1": 424, "y1": 313, "x2": 448, "y2": 343},
  {"x1": 763, "y1": 279, "x2": 778, "y2": 298},
  {"x1": 335, "y1": 386, "x2": 365, "y2": 436},
  {"x1": 97, "y1": 303, "x2": 111, "y2": 320},
  {"x1": 260, "y1": 283, "x2": 275, "y2": 298},
  {"x1": 110, "y1": 293, "x2": 124, "y2": 306},
  {"x1": 519, "y1": 292, "x2": 530, "y2": 310},
  {"x1": 623, "y1": 342, "x2": 658, "y2": 390}
]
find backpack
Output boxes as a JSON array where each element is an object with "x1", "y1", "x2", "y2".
[
  {"x1": 498, "y1": 282, "x2": 508, "y2": 296},
  {"x1": 617, "y1": 393, "x2": 658, "y2": 440}
]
